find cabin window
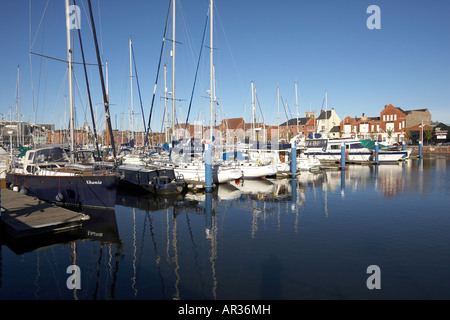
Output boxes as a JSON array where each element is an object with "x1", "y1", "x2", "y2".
[
  {"x1": 306, "y1": 139, "x2": 327, "y2": 148},
  {"x1": 350, "y1": 143, "x2": 365, "y2": 149},
  {"x1": 330, "y1": 145, "x2": 340, "y2": 150},
  {"x1": 34, "y1": 148, "x2": 67, "y2": 164}
]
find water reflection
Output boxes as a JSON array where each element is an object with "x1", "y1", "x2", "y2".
[{"x1": 1, "y1": 156, "x2": 449, "y2": 299}]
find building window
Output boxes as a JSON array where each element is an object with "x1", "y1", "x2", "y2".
[
  {"x1": 399, "y1": 122, "x2": 402, "y2": 130},
  {"x1": 394, "y1": 114, "x2": 397, "y2": 121},
  {"x1": 383, "y1": 115, "x2": 386, "y2": 121}
]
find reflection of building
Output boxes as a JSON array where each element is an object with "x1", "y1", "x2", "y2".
[{"x1": 377, "y1": 164, "x2": 404, "y2": 198}]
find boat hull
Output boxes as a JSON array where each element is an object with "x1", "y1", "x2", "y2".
[
  {"x1": 6, "y1": 172, "x2": 118, "y2": 209},
  {"x1": 174, "y1": 165, "x2": 242, "y2": 184},
  {"x1": 117, "y1": 165, "x2": 186, "y2": 195},
  {"x1": 237, "y1": 163, "x2": 278, "y2": 179}
]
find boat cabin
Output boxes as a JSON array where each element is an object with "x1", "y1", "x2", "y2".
[{"x1": 23, "y1": 147, "x2": 69, "y2": 173}]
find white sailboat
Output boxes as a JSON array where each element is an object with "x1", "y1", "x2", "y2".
[{"x1": 157, "y1": 0, "x2": 242, "y2": 185}]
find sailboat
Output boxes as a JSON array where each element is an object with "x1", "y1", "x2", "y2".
[
  {"x1": 152, "y1": 0, "x2": 242, "y2": 185},
  {"x1": 110, "y1": 36, "x2": 187, "y2": 195},
  {"x1": 6, "y1": 0, "x2": 118, "y2": 210}
]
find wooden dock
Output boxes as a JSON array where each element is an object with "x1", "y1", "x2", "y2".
[{"x1": 0, "y1": 189, "x2": 88, "y2": 238}]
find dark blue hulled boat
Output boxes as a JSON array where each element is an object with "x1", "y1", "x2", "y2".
[
  {"x1": 6, "y1": 146, "x2": 118, "y2": 209},
  {"x1": 117, "y1": 164, "x2": 186, "y2": 195}
]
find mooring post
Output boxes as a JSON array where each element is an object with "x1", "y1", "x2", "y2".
[
  {"x1": 290, "y1": 142, "x2": 297, "y2": 178},
  {"x1": 375, "y1": 141, "x2": 379, "y2": 163},
  {"x1": 205, "y1": 143, "x2": 212, "y2": 192},
  {"x1": 419, "y1": 140, "x2": 423, "y2": 158},
  {"x1": 402, "y1": 140, "x2": 406, "y2": 150},
  {"x1": 341, "y1": 142, "x2": 346, "y2": 169}
]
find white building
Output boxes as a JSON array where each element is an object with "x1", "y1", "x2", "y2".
[{"x1": 317, "y1": 108, "x2": 341, "y2": 137}]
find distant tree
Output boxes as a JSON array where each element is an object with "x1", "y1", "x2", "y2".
[
  {"x1": 386, "y1": 128, "x2": 394, "y2": 144},
  {"x1": 424, "y1": 127, "x2": 434, "y2": 145},
  {"x1": 404, "y1": 129, "x2": 412, "y2": 144}
]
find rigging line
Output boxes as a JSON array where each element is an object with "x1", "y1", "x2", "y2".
[
  {"x1": 255, "y1": 91, "x2": 266, "y2": 125},
  {"x1": 183, "y1": 8, "x2": 209, "y2": 140},
  {"x1": 160, "y1": 100, "x2": 166, "y2": 135},
  {"x1": 29, "y1": 51, "x2": 102, "y2": 66},
  {"x1": 34, "y1": 11, "x2": 48, "y2": 126},
  {"x1": 73, "y1": 0, "x2": 101, "y2": 158},
  {"x1": 280, "y1": 96, "x2": 290, "y2": 124},
  {"x1": 215, "y1": 5, "x2": 245, "y2": 105},
  {"x1": 97, "y1": 0, "x2": 104, "y2": 59},
  {"x1": 30, "y1": 0, "x2": 50, "y2": 50},
  {"x1": 131, "y1": 42, "x2": 147, "y2": 135},
  {"x1": 144, "y1": 0, "x2": 172, "y2": 149}
]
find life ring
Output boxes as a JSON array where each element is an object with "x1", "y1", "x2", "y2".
[{"x1": 345, "y1": 149, "x2": 349, "y2": 161}]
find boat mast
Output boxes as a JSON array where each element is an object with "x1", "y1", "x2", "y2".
[
  {"x1": 325, "y1": 90, "x2": 328, "y2": 138},
  {"x1": 172, "y1": 0, "x2": 176, "y2": 143},
  {"x1": 295, "y1": 81, "x2": 299, "y2": 134},
  {"x1": 277, "y1": 86, "x2": 280, "y2": 143},
  {"x1": 129, "y1": 37, "x2": 135, "y2": 142},
  {"x1": 251, "y1": 81, "x2": 255, "y2": 142},
  {"x1": 209, "y1": 0, "x2": 214, "y2": 144},
  {"x1": 164, "y1": 64, "x2": 168, "y2": 143},
  {"x1": 87, "y1": 0, "x2": 116, "y2": 158},
  {"x1": 17, "y1": 65, "x2": 22, "y2": 146},
  {"x1": 65, "y1": 0, "x2": 75, "y2": 162}
]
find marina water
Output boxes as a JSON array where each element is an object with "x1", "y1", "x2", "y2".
[{"x1": 0, "y1": 155, "x2": 449, "y2": 300}]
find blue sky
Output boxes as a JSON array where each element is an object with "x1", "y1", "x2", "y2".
[{"x1": 1, "y1": 0, "x2": 449, "y2": 134}]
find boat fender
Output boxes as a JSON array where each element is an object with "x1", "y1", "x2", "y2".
[
  {"x1": 56, "y1": 192, "x2": 65, "y2": 202},
  {"x1": 20, "y1": 188, "x2": 28, "y2": 195}
]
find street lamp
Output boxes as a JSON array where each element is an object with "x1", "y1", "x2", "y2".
[{"x1": 7, "y1": 130, "x2": 13, "y2": 160}]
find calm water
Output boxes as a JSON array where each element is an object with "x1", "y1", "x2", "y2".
[{"x1": 0, "y1": 156, "x2": 449, "y2": 300}]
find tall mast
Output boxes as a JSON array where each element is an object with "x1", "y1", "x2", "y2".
[
  {"x1": 17, "y1": 65, "x2": 22, "y2": 146},
  {"x1": 129, "y1": 37, "x2": 134, "y2": 142},
  {"x1": 164, "y1": 64, "x2": 169, "y2": 143},
  {"x1": 172, "y1": 0, "x2": 176, "y2": 143},
  {"x1": 325, "y1": 90, "x2": 328, "y2": 136},
  {"x1": 105, "y1": 60, "x2": 109, "y2": 149},
  {"x1": 87, "y1": 0, "x2": 116, "y2": 158},
  {"x1": 295, "y1": 81, "x2": 299, "y2": 133},
  {"x1": 65, "y1": 0, "x2": 75, "y2": 162},
  {"x1": 209, "y1": 0, "x2": 214, "y2": 144},
  {"x1": 277, "y1": 86, "x2": 280, "y2": 143},
  {"x1": 251, "y1": 81, "x2": 255, "y2": 142}
]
